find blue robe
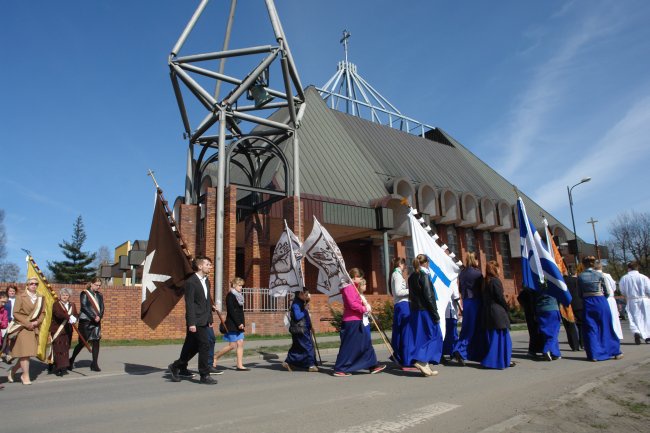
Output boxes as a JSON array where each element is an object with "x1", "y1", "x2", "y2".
[
  {"x1": 334, "y1": 320, "x2": 377, "y2": 373},
  {"x1": 285, "y1": 299, "x2": 316, "y2": 368},
  {"x1": 404, "y1": 310, "x2": 443, "y2": 365},
  {"x1": 583, "y1": 297, "x2": 622, "y2": 361},
  {"x1": 391, "y1": 301, "x2": 413, "y2": 365},
  {"x1": 452, "y1": 298, "x2": 485, "y2": 361}
]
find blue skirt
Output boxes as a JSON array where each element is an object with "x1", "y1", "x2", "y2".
[
  {"x1": 285, "y1": 328, "x2": 316, "y2": 368},
  {"x1": 404, "y1": 310, "x2": 443, "y2": 365},
  {"x1": 334, "y1": 320, "x2": 377, "y2": 373},
  {"x1": 223, "y1": 331, "x2": 245, "y2": 342},
  {"x1": 452, "y1": 298, "x2": 485, "y2": 361},
  {"x1": 391, "y1": 301, "x2": 413, "y2": 366},
  {"x1": 583, "y1": 297, "x2": 622, "y2": 361},
  {"x1": 537, "y1": 310, "x2": 561, "y2": 357},
  {"x1": 481, "y1": 329, "x2": 512, "y2": 369},
  {"x1": 443, "y1": 318, "x2": 459, "y2": 356}
]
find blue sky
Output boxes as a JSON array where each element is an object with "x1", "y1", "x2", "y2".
[{"x1": 1, "y1": 0, "x2": 649, "y2": 277}]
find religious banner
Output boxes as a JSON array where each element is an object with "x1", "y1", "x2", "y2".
[
  {"x1": 301, "y1": 217, "x2": 349, "y2": 303},
  {"x1": 25, "y1": 255, "x2": 56, "y2": 362},
  {"x1": 269, "y1": 220, "x2": 304, "y2": 297},
  {"x1": 140, "y1": 192, "x2": 194, "y2": 329}
]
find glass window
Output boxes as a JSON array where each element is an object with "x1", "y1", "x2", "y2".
[
  {"x1": 483, "y1": 231, "x2": 495, "y2": 262},
  {"x1": 465, "y1": 228, "x2": 476, "y2": 253},
  {"x1": 404, "y1": 238, "x2": 415, "y2": 273},
  {"x1": 499, "y1": 233, "x2": 512, "y2": 278},
  {"x1": 446, "y1": 226, "x2": 458, "y2": 255}
]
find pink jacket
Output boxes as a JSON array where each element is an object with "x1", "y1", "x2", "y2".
[
  {"x1": 0, "y1": 306, "x2": 8, "y2": 333},
  {"x1": 341, "y1": 283, "x2": 368, "y2": 322}
]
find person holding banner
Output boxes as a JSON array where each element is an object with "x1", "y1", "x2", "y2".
[
  {"x1": 283, "y1": 290, "x2": 318, "y2": 372},
  {"x1": 390, "y1": 257, "x2": 413, "y2": 367},
  {"x1": 49, "y1": 288, "x2": 78, "y2": 376},
  {"x1": 535, "y1": 292, "x2": 562, "y2": 361},
  {"x1": 69, "y1": 278, "x2": 104, "y2": 372},
  {"x1": 405, "y1": 255, "x2": 441, "y2": 377},
  {"x1": 333, "y1": 268, "x2": 386, "y2": 377},
  {"x1": 7, "y1": 277, "x2": 45, "y2": 385},
  {"x1": 481, "y1": 261, "x2": 515, "y2": 369},
  {"x1": 578, "y1": 256, "x2": 623, "y2": 362},
  {"x1": 452, "y1": 252, "x2": 484, "y2": 365}
]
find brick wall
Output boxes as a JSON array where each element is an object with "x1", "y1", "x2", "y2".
[{"x1": 0, "y1": 283, "x2": 393, "y2": 340}]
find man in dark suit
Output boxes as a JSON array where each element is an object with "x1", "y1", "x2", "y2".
[{"x1": 169, "y1": 256, "x2": 217, "y2": 385}]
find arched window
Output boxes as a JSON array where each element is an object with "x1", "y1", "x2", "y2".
[
  {"x1": 499, "y1": 233, "x2": 512, "y2": 278},
  {"x1": 483, "y1": 231, "x2": 495, "y2": 262},
  {"x1": 446, "y1": 226, "x2": 458, "y2": 255},
  {"x1": 465, "y1": 228, "x2": 476, "y2": 253}
]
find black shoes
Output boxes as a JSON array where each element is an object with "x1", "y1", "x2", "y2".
[
  {"x1": 200, "y1": 375, "x2": 217, "y2": 385},
  {"x1": 635, "y1": 333, "x2": 642, "y2": 345},
  {"x1": 178, "y1": 369, "x2": 195, "y2": 378},
  {"x1": 168, "y1": 363, "x2": 181, "y2": 382},
  {"x1": 453, "y1": 352, "x2": 466, "y2": 366},
  {"x1": 208, "y1": 366, "x2": 224, "y2": 375},
  {"x1": 90, "y1": 364, "x2": 101, "y2": 372}
]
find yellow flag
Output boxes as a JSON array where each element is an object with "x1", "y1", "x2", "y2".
[{"x1": 26, "y1": 256, "x2": 57, "y2": 362}]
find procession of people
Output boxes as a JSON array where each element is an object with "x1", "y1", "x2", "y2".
[{"x1": 1, "y1": 256, "x2": 649, "y2": 386}]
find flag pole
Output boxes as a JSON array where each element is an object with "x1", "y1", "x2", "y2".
[
  {"x1": 24, "y1": 253, "x2": 92, "y2": 353},
  {"x1": 285, "y1": 219, "x2": 322, "y2": 365},
  {"x1": 315, "y1": 219, "x2": 395, "y2": 361},
  {"x1": 147, "y1": 170, "x2": 229, "y2": 332}
]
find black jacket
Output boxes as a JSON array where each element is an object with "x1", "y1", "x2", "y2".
[
  {"x1": 79, "y1": 289, "x2": 104, "y2": 322},
  {"x1": 408, "y1": 270, "x2": 439, "y2": 323},
  {"x1": 184, "y1": 273, "x2": 213, "y2": 327},
  {"x1": 225, "y1": 291, "x2": 245, "y2": 332},
  {"x1": 483, "y1": 277, "x2": 510, "y2": 330}
]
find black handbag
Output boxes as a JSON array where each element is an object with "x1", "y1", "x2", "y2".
[
  {"x1": 288, "y1": 317, "x2": 307, "y2": 335},
  {"x1": 218, "y1": 323, "x2": 228, "y2": 334}
]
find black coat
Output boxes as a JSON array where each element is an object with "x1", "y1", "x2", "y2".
[
  {"x1": 482, "y1": 277, "x2": 510, "y2": 330},
  {"x1": 225, "y1": 291, "x2": 245, "y2": 332},
  {"x1": 184, "y1": 274, "x2": 213, "y2": 327},
  {"x1": 408, "y1": 270, "x2": 439, "y2": 323}
]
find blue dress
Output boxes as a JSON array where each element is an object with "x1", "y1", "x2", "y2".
[
  {"x1": 285, "y1": 299, "x2": 316, "y2": 368},
  {"x1": 334, "y1": 320, "x2": 377, "y2": 372},
  {"x1": 536, "y1": 294, "x2": 561, "y2": 358},
  {"x1": 391, "y1": 301, "x2": 413, "y2": 365},
  {"x1": 452, "y1": 298, "x2": 485, "y2": 361},
  {"x1": 443, "y1": 317, "x2": 458, "y2": 356},
  {"x1": 480, "y1": 277, "x2": 512, "y2": 369},
  {"x1": 404, "y1": 270, "x2": 443, "y2": 366},
  {"x1": 582, "y1": 297, "x2": 621, "y2": 361}
]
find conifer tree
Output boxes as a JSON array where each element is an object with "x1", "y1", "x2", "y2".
[{"x1": 48, "y1": 216, "x2": 97, "y2": 283}]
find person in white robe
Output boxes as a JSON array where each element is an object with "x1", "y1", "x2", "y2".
[
  {"x1": 595, "y1": 263, "x2": 623, "y2": 340},
  {"x1": 618, "y1": 261, "x2": 650, "y2": 344}
]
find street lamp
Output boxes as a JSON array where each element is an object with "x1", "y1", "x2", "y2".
[{"x1": 567, "y1": 177, "x2": 591, "y2": 266}]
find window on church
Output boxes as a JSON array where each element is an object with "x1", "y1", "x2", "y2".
[
  {"x1": 465, "y1": 228, "x2": 476, "y2": 253},
  {"x1": 499, "y1": 233, "x2": 512, "y2": 278},
  {"x1": 483, "y1": 231, "x2": 495, "y2": 262},
  {"x1": 446, "y1": 226, "x2": 458, "y2": 255}
]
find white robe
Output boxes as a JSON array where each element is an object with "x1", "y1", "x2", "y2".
[
  {"x1": 619, "y1": 270, "x2": 650, "y2": 340},
  {"x1": 599, "y1": 271, "x2": 623, "y2": 340}
]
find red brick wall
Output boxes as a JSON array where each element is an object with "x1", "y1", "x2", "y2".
[{"x1": 0, "y1": 283, "x2": 393, "y2": 340}]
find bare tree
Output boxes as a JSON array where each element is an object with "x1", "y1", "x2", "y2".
[{"x1": 605, "y1": 211, "x2": 650, "y2": 279}]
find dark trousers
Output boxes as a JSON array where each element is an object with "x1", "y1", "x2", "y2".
[
  {"x1": 173, "y1": 326, "x2": 210, "y2": 377},
  {"x1": 70, "y1": 339, "x2": 100, "y2": 368},
  {"x1": 562, "y1": 318, "x2": 581, "y2": 351}
]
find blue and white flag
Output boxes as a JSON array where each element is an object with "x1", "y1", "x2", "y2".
[
  {"x1": 517, "y1": 197, "x2": 571, "y2": 306},
  {"x1": 408, "y1": 208, "x2": 460, "y2": 337}
]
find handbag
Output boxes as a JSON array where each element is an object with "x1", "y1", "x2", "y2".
[
  {"x1": 288, "y1": 317, "x2": 307, "y2": 335},
  {"x1": 218, "y1": 323, "x2": 228, "y2": 334}
]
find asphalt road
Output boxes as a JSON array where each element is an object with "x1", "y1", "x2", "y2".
[{"x1": 1, "y1": 328, "x2": 648, "y2": 433}]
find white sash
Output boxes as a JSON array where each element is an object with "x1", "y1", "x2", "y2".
[
  {"x1": 83, "y1": 289, "x2": 101, "y2": 317},
  {"x1": 6, "y1": 296, "x2": 44, "y2": 340}
]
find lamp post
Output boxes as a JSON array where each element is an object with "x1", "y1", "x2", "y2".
[{"x1": 567, "y1": 177, "x2": 591, "y2": 266}]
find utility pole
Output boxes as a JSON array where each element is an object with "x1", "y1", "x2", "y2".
[{"x1": 587, "y1": 217, "x2": 600, "y2": 261}]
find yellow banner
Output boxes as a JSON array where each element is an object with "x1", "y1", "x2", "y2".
[{"x1": 26, "y1": 257, "x2": 56, "y2": 362}]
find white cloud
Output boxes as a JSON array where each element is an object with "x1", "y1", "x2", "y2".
[{"x1": 533, "y1": 93, "x2": 650, "y2": 212}]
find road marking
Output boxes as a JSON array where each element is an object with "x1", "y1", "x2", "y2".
[{"x1": 332, "y1": 402, "x2": 460, "y2": 433}]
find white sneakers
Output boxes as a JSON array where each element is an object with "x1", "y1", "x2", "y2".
[{"x1": 414, "y1": 361, "x2": 439, "y2": 377}]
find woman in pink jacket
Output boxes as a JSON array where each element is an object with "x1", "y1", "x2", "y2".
[{"x1": 333, "y1": 268, "x2": 386, "y2": 376}]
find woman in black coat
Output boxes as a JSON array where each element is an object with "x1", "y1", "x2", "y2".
[
  {"x1": 481, "y1": 261, "x2": 515, "y2": 369},
  {"x1": 213, "y1": 277, "x2": 248, "y2": 371}
]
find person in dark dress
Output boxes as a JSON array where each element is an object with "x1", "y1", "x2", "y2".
[
  {"x1": 481, "y1": 261, "x2": 515, "y2": 369},
  {"x1": 283, "y1": 290, "x2": 317, "y2": 372},
  {"x1": 69, "y1": 278, "x2": 104, "y2": 372},
  {"x1": 404, "y1": 255, "x2": 442, "y2": 377},
  {"x1": 565, "y1": 269, "x2": 584, "y2": 350},
  {"x1": 517, "y1": 287, "x2": 544, "y2": 358},
  {"x1": 49, "y1": 288, "x2": 78, "y2": 376},
  {"x1": 452, "y1": 252, "x2": 485, "y2": 365}
]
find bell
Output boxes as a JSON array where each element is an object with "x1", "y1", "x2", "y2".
[{"x1": 249, "y1": 84, "x2": 274, "y2": 108}]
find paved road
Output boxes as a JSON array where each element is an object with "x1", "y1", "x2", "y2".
[{"x1": 1, "y1": 328, "x2": 648, "y2": 433}]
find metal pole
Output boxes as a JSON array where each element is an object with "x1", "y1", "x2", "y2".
[
  {"x1": 215, "y1": 112, "x2": 227, "y2": 311},
  {"x1": 171, "y1": 0, "x2": 210, "y2": 57},
  {"x1": 567, "y1": 185, "x2": 579, "y2": 267},
  {"x1": 383, "y1": 230, "x2": 390, "y2": 294},
  {"x1": 185, "y1": 144, "x2": 194, "y2": 204},
  {"x1": 214, "y1": 0, "x2": 237, "y2": 101}
]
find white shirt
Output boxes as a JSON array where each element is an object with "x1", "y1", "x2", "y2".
[
  {"x1": 391, "y1": 269, "x2": 409, "y2": 304},
  {"x1": 197, "y1": 273, "x2": 208, "y2": 300}
]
